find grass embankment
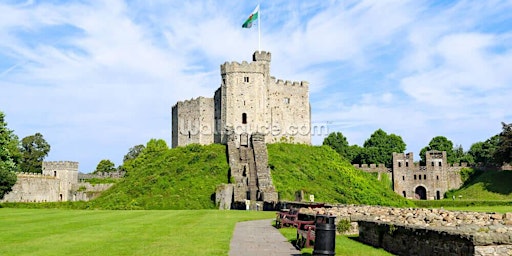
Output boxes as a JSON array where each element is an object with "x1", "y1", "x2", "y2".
[
  {"x1": 0, "y1": 208, "x2": 275, "y2": 256},
  {"x1": 414, "y1": 169, "x2": 512, "y2": 212},
  {"x1": 445, "y1": 169, "x2": 512, "y2": 201},
  {"x1": 90, "y1": 143, "x2": 230, "y2": 209},
  {"x1": 268, "y1": 143, "x2": 412, "y2": 207},
  {"x1": 278, "y1": 227, "x2": 392, "y2": 256}
]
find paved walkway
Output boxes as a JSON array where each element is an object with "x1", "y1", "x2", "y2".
[{"x1": 229, "y1": 219, "x2": 301, "y2": 256}]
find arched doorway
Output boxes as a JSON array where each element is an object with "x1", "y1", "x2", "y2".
[{"x1": 415, "y1": 186, "x2": 427, "y2": 200}]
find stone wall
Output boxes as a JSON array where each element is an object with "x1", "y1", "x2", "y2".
[
  {"x1": 300, "y1": 205, "x2": 512, "y2": 256},
  {"x1": 171, "y1": 96, "x2": 215, "y2": 147},
  {"x1": 72, "y1": 183, "x2": 113, "y2": 201},
  {"x1": 2, "y1": 161, "x2": 115, "y2": 203},
  {"x1": 1, "y1": 173, "x2": 60, "y2": 202},
  {"x1": 358, "y1": 220, "x2": 512, "y2": 256}
]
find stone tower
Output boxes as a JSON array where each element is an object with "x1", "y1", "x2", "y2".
[
  {"x1": 42, "y1": 161, "x2": 79, "y2": 201},
  {"x1": 171, "y1": 51, "x2": 311, "y2": 147}
]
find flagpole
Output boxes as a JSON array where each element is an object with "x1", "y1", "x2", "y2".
[{"x1": 258, "y1": 3, "x2": 261, "y2": 52}]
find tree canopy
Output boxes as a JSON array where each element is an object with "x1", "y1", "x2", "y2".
[
  {"x1": 94, "y1": 159, "x2": 117, "y2": 173},
  {"x1": 468, "y1": 135, "x2": 499, "y2": 165},
  {"x1": 494, "y1": 122, "x2": 512, "y2": 165},
  {"x1": 19, "y1": 133, "x2": 51, "y2": 173},
  {"x1": 322, "y1": 132, "x2": 360, "y2": 162},
  {"x1": 359, "y1": 129, "x2": 406, "y2": 167},
  {"x1": 0, "y1": 111, "x2": 19, "y2": 198}
]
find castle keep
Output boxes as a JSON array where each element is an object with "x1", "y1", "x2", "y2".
[
  {"x1": 172, "y1": 51, "x2": 311, "y2": 147},
  {"x1": 173, "y1": 51, "x2": 311, "y2": 208}
]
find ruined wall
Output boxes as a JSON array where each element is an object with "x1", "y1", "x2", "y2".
[
  {"x1": 358, "y1": 220, "x2": 512, "y2": 256},
  {"x1": 171, "y1": 97, "x2": 215, "y2": 148},
  {"x1": 72, "y1": 183, "x2": 113, "y2": 201}
]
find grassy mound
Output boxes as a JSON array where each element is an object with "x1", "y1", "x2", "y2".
[
  {"x1": 268, "y1": 143, "x2": 412, "y2": 207},
  {"x1": 90, "y1": 141, "x2": 229, "y2": 210},
  {"x1": 87, "y1": 141, "x2": 411, "y2": 209},
  {"x1": 445, "y1": 169, "x2": 512, "y2": 201}
]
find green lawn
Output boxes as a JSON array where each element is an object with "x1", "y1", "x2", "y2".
[
  {"x1": 278, "y1": 227, "x2": 393, "y2": 256},
  {"x1": 0, "y1": 208, "x2": 275, "y2": 256}
]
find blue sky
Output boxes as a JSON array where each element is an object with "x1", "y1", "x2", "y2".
[{"x1": 1, "y1": 0, "x2": 511, "y2": 173}]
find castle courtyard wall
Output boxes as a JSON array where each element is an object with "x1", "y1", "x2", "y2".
[{"x1": 1, "y1": 173, "x2": 60, "y2": 202}]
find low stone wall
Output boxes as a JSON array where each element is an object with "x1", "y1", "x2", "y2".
[
  {"x1": 358, "y1": 220, "x2": 512, "y2": 256},
  {"x1": 299, "y1": 205, "x2": 512, "y2": 255}
]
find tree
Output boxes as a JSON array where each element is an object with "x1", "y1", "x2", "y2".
[
  {"x1": 19, "y1": 133, "x2": 51, "y2": 173},
  {"x1": 359, "y1": 129, "x2": 406, "y2": 167},
  {"x1": 0, "y1": 111, "x2": 19, "y2": 198},
  {"x1": 123, "y1": 144, "x2": 145, "y2": 162},
  {"x1": 94, "y1": 159, "x2": 116, "y2": 173},
  {"x1": 420, "y1": 136, "x2": 454, "y2": 164},
  {"x1": 494, "y1": 122, "x2": 512, "y2": 165},
  {"x1": 468, "y1": 135, "x2": 499, "y2": 165}
]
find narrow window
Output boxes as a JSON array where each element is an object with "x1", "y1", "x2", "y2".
[
  {"x1": 431, "y1": 162, "x2": 434, "y2": 167},
  {"x1": 284, "y1": 97, "x2": 290, "y2": 104},
  {"x1": 439, "y1": 162, "x2": 442, "y2": 167},
  {"x1": 222, "y1": 78, "x2": 226, "y2": 85},
  {"x1": 244, "y1": 77, "x2": 249, "y2": 83},
  {"x1": 419, "y1": 175, "x2": 422, "y2": 180},
  {"x1": 242, "y1": 113, "x2": 247, "y2": 124},
  {"x1": 54, "y1": 171, "x2": 57, "y2": 177},
  {"x1": 398, "y1": 162, "x2": 402, "y2": 167},
  {"x1": 402, "y1": 176, "x2": 405, "y2": 181},
  {"x1": 406, "y1": 162, "x2": 409, "y2": 167},
  {"x1": 424, "y1": 174, "x2": 427, "y2": 180},
  {"x1": 188, "y1": 131, "x2": 191, "y2": 139},
  {"x1": 436, "y1": 175, "x2": 439, "y2": 180},
  {"x1": 414, "y1": 175, "x2": 417, "y2": 180}
]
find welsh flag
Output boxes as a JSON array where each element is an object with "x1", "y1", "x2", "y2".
[{"x1": 242, "y1": 5, "x2": 259, "y2": 28}]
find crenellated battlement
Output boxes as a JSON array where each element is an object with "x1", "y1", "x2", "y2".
[
  {"x1": 42, "y1": 161, "x2": 79, "y2": 171},
  {"x1": 252, "y1": 51, "x2": 271, "y2": 62},
  {"x1": 173, "y1": 96, "x2": 212, "y2": 109},
  {"x1": 16, "y1": 172, "x2": 56, "y2": 179},
  {"x1": 274, "y1": 78, "x2": 309, "y2": 88},
  {"x1": 220, "y1": 60, "x2": 267, "y2": 75}
]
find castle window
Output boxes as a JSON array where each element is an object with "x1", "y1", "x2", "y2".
[
  {"x1": 431, "y1": 162, "x2": 435, "y2": 167},
  {"x1": 188, "y1": 131, "x2": 191, "y2": 139},
  {"x1": 223, "y1": 78, "x2": 226, "y2": 85},
  {"x1": 436, "y1": 175, "x2": 439, "y2": 180},
  {"x1": 284, "y1": 97, "x2": 290, "y2": 104},
  {"x1": 439, "y1": 162, "x2": 442, "y2": 167},
  {"x1": 54, "y1": 171, "x2": 57, "y2": 177},
  {"x1": 424, "y1": 174, "x2": 427, "y2": 180},
  {"x1": 406, "y1": 162, "x2": 409, "y2": 167},
  {"x1": 414, "y1": 175, "x2": 417, "y2": 180},
  {"x1": 398, "y1": 162, "x2": 402, "y2": 167},
  {"x1": 419, "y1": 175, "x2": 422, "y2": 180},
  {"x1": 244, "y1": 77, "x2": 250, "y2": 83},
  {"x1": 402, "y1": 176, "x2": 405, "y2": 181},
  {"x1": 242, "y1": 113, "x2": 247, "y2": 124}
]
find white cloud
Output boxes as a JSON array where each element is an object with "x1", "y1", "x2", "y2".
[{"x1": 0, "y1": 0, "x2": 511, "y2": 171}]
